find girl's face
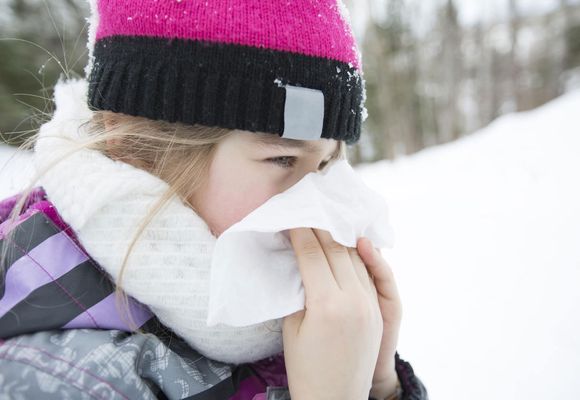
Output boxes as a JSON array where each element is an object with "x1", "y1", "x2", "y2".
[{"x1": 189, "y1": 130, "x2": 339, "y2": 237}]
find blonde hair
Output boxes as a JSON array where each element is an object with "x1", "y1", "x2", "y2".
[{"x1": 1, "y1": 109, "x2": 347, "y2": 332}]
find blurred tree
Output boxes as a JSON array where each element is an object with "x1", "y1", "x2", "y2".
[
  {"x1": 565, "y1": 24, "x2": 580, "y2": 69},
  {"x1": 435, "y1": 0, "x2": 463, "y2": 143},
  {"x1": 0, "y1": 0, "x2": 88, "y2": 147},
  {"x1": 363, "y1": 0, "x2": 424, "y2": 160},
  {"x1": 508, "y1": 0, "x2": 522, "y2": 111},
  {"x1": 562, "y1": 0, "x2": 580, "y2": 70},
  {"x1": 358, "y1": 0, "x2": 580, "y2": 162}
]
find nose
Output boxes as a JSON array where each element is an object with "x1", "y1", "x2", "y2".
[
  {"x1": 288, "y1": 160, "x2": 323, "y2": 188},
  {"x1": 303, "y1": 161, "x2": 322, "y2": 175}
]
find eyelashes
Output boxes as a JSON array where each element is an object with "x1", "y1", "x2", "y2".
[
  {"x1": 267, "y1": 156, "x2": 331, "y2": 171},
  {"x1": 268, "y1": 156, "x2": 296, "y2": 168}
]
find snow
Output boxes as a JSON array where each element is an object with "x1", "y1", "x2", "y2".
[
  {"x1": 1, "y1": 89, "x2": 579, "y2": 398},
  {"x1": 355, "y1": 89, "x2": 580, "y2": 399}
]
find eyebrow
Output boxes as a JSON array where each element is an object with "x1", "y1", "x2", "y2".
[{"x1": 252, "y1": 133, "x2": 339, "y2": 156}]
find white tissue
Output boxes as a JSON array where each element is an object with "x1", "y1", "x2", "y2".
[{"x1": 206, "y1": 159, "x2": 395, "y2": 327}]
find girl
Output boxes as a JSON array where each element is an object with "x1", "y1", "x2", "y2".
[{"x1": 0, "y1": 1, "x2": 428, "y2": 399}]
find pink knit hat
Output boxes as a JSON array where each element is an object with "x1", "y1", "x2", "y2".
[{"x1": 85, "y1": 0, "x2": 367, "y2": 144}]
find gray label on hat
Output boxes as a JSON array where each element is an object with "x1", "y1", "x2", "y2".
[{"x1": 281, "y1": 85, "x2": 325, "y2": 141}]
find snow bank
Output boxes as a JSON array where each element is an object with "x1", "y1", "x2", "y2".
[{"x1": 355, "y1": 89, "x2": 580, "y2": 399}]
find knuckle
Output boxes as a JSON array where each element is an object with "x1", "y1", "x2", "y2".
[
  {"x1": 322, "y1": 303, "x2": 342, "y2": 321},
  {"x1": 325, "y1": 240, "x2": 347, "y2": 256},
  {"x1": 345, "y1": 298, "x2": 373, "y2": 324},
  {"x1": 300, "y1": 239, "x2": 321, "y2": 259},
  {"x1": 317, "y1": 296, "x2": 348, "y2": 321},
  {"x1": 352, "y1": 309, "x2": 372, "y2": 328},
  {"x1": 315, "y1": 303, "x2": 342, "y2": 325},
  {"x1": 312, "y1": 293, "x2": 379, "y2": 327}
]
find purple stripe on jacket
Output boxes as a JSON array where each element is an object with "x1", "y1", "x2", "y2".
[
  {"x1": 0, "y1": 231, "x2": 89, "y2": 318},
  {"x1": 64, "y1": 292, "x2": 152, "y2": 330},
  {"x1": 1, "y1": 187, "x2": 154, "y2": 330}
]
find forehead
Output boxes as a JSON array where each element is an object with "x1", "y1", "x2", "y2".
[{"x1": 249, "y1": 132, "x2": 338, "y2": 154}]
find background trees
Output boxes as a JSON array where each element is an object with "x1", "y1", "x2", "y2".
[{"x1": 2, "y1": 0, "x2": 579, "y2": 163}]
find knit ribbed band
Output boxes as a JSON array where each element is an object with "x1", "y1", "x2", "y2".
[{"x1": 86, "y1": 1, "x2": 366, "y2": 145}]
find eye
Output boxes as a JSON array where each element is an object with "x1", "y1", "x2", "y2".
[
  {"x1": 267, "y1": 156, "x2": 297, "y2": 168},
  {"x1": 266, "y1": 156, "x2": 332, "y2": 171}
]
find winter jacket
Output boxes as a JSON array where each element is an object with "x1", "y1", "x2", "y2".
[{"x1": 0, "y1": 186, "x2": 429, "y2": 399}]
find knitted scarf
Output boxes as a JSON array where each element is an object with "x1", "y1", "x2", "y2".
[{"x1": 32, "y1": 77, "x2": 283, "y2": 365}]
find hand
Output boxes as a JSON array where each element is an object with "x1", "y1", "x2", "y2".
[
  {"x1": 357, "y1": 237, "x2": 403, "y2": 398},
  {"x1": 283, "y1": 228, "x2": 384, "y2": 400}
]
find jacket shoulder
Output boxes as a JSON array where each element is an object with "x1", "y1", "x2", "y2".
[{"x1": 0, "y1": 195, "x2": 152, "y2": 339}]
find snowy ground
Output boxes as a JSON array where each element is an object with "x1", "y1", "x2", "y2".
[
  {"x1": 1, "y1": 90, "x2": 579, "y2": 399},
  {"x1": 356, "y1": 90, "x2": 580, "y2": 399}
]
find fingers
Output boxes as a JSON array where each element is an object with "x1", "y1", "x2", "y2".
[
  {"x1": 358, "y1": 238, "x2": 401, "y2": 304},
  {"x1": 311, "y1": 228, "x2": 361, "y2": 291},
  {"x1": 289, "y1": 228, "x2": 382, "y2": 307},
  {"x1": 346, "y1": 247, "x2": 374, "y2": 293},
  {"x1": 289, "y1": 228, "x2": 337, "y2": 302}
]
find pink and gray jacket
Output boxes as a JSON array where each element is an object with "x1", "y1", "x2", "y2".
[{"x1": 0, "y1": 186, "x2": 428, "y2": 399}]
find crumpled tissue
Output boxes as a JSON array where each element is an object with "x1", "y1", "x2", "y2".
[{"x1": 207, "y1": 158, "x2": 395, "y2": 327}]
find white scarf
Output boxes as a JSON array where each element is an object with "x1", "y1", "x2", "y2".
[{"x1": 33, "y1": 77, "x2": 283, "y2": 364}]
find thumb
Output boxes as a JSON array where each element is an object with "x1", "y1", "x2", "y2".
[
  {"x1": 357, "y1": 237, "x2": 378, "y2": 270},
  {"x1": 358, "y1": 238, "x2": 401, "y2": 306}
]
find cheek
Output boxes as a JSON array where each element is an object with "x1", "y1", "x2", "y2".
[{"x1": 199, "y1": 166, "x2": 278, "y2": 236}]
